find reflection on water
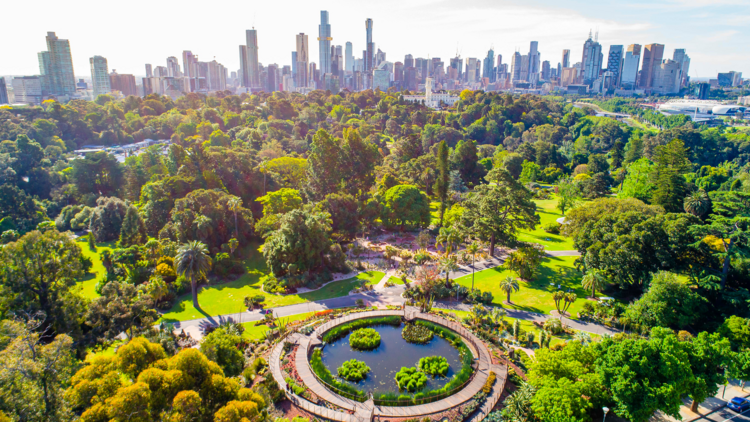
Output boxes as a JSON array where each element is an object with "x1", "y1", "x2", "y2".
[{"x1": 318, "y1": 324, "x2": 462, "y2": 394}]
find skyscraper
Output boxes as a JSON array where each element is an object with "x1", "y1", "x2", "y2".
[
  {"x1": 541, "y1": 61, "x2": 551, "y2": 81},
  {"x1": 528, "y1": 41, "x2": 540, "y2": 84},
  {"x1": 562, "y1": 49, "x2": 571, "y2": 68},
  {"x1": 345, "y1": 42, "x2": 354, "y2": 72},
  {"x1": 145, "y1": 64, "x2": 153, "y2": 78},
  {"x1": 620, "y1": 44, "x2": 641, "y2": 89},
  {"x1": 404, "y1": 54, "x2": 414, "y2": 69},
  {"x1": 239, "y1": 46, "x2": 249, "y2": 87},
  {"x1": 581, "y1": 32, "x2": 603, "y2": 86},
  {"x1": 246, "y1": 29, "x2": 260, "y2": 87},
  {"x1": 483, "y1": 49, "x2": 495, "y2": 82},
  {"x1": 167, "y1": 57, "x2": 180, "y2": 77},
  {"x1": 672, "y1": 49, "x2": 690, "y2": 87},
  {"x1": 606, "y1": 45, "x2": 624, "y2": 87},
  {"x1": 365, "y1": 18, "x2": 374, "y2": 72},
  {"x1": 639, "y1": 43, "x2": 664, "y2": 90},
  {"x1": 510, "y1": 52, "x2": 523, "y2": 82},
  {"x1": 109, "y1": 71, "x2": 137, "y2": 96},
  {"x1": 89, "y1": 56, "x2": 111, "y2": 97},
  {"x1": 0, "y1": 78, "x2": 8, "y2": 105},
  {"x1": 37, "y1": 32, "x2": 76, "y2": 97},
  {"x1": 296, "y1": 33, "x2": 309, "y2": 87},
  {"x1": 319, "y1": 11, "x2": 332, "y2": 74}
]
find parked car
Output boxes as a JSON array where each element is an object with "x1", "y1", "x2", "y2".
[{"x1": 727, "y1": 397, "x2": 750, "y2": 413}]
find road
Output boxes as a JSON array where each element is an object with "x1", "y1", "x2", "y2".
[{"x1": 693, "y1": 407, "x2": 750, "y2": 422}]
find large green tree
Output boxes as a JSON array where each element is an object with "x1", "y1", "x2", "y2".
[
  {"x1": 624, "y1": 271, "x2": 707, "y2": 331},
  {"x1": 457, "y1": 167, "x2": 539, "y2": 255},
  {"x1": 304, "y1": 129, "x2": 344, "y2": 200},
  {"x1": 434, "y1": 140, "x2": 450, "y2": 226},
  {"x1": 86, "y1": 280, "x2": 157, "y2": 341},
  {"x1": 262, "y1": 208, "x2": 335, "y2": 277},
  {"x1": 381, "y1": 185, "x2": 431, "y2": 231}
]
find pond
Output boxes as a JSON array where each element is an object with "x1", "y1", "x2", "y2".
[{"x1": 317, "y1": 323, "x2": 464, "y2": 394}]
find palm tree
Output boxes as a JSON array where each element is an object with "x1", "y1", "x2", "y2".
[
  {"x1": 227, "y1": 197, "x2": 243, "y2": 239},
  {"x1": 581, "y1": 269, "x2": 606, "y2": 299},
  {"x1": 439, "y1": 254, "x2": 460, "y2": 286},
  {"x1": 146, "y1": 275, "x2": 169, "y2": 303},
  {"x1": 193, "y1": 215, "x2": 212, "y2": 242},
  {"x1": 684, "y1": 189, "x2": 711, "y2": 218},
  {"x1": 490, "y1": 307, "x2": 506, "y2": 326},
  {"x1": 175, "y1": 240, "x2": 213, "y2": 309},
  {"x1": 144, "y1": 239, "x2": 161, "y2": 263},
  {"x1": 466, "y1": 242, "x2": 479, "y2": 291},
  {"x1": 435, "y1": 226, "x2": 462, "y2": 255},
  {"x1": 499, "y1": 276, "x2": 520, "y2": 304}
]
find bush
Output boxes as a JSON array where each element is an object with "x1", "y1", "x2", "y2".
[
  {"x1": 349, "y1": 328, "x2": 381, "y2": 350},
  {"x1": 337, "y1": 359, "x2": 371, "y2": 381},
  {"x1": 544, "y1": 318, "x2": 562, "y2": 334},
  {"x1": 482, "y1": 371, "x2": 496, "y2": 393},
  {"x1": 542, "y1": 222, "x2": 560, "y2": 234},
  {"x1": 285, "y1": 377, "x2": 306, "y2": 395},
  {"x1": 395, "y1": 367, "x2": 427, "y2": 392},
  {"x1": 244, "y1": 295, "x2": 266, "y2": 308},
  {"x1": 402, "y1": 323, "x2": 433, "y2": 344},
  {"x1": 418, "y1": 356, "x2": 449, "y2": 377}
]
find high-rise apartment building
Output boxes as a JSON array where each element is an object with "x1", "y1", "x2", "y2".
[
  {"x1": 13, "y1": 76, "x2": 43, "y2": 105},
  {"x1": 319, "y1": 11, "x2": 332, "y2": 74},
  {"x1": 296, "y1": 33, "x2": 309, "y2": 87},
  {"x1": 246, "y1": 29, "x2": 260, "y2": 87},
  {"x1": 620, "y1": 44, "x2": 641, "y2": 89},
  {"x1": 528, "y1": 41, "x2": 540, "y2": 84},
  {"x1": 365, "y1": 18, "x2": 374, "y2": 72},
  {"x1": 483, "y1": 49, "x2": 495, "y2": 83},
  {"x1": 581, "y1": 32, "x2": 603, "y2": 86},
  {"x1": 465, "y1": 58, "x2": 478, "y2": 83},
  {"x1": 404, "y1": 54, "x2": 414, "y2": 69},
  {"x1": 562, "y1": 49, "x2": 571, "y2": 68},
  {"x1": 606, "y1": 45, "x2": 624, "y2": 87},
  {"x1": 37, "y1": 32, "x2": 76, "y2": 97},
  {"x1": 167, "y1": 57, "x2": 180, "y2": 77},
  {"x1": 89, "y1": 56, "x2": 111, "y2": 97},
  {"x1": 672, "y1": 49, "x2": 690, "y2": 87},
  {"x1": 510, "y1": 52, "x2": 523, "y2": 82},
  {"x1": 0, "y1": 78, "x2": 8, "y2": 105},
  {"x1": 345, "y1": 42, "x2": 354, "y2": 72},
  {"x1": 145, "y1": 64, "x2": 153, "y2": 78},
  {"x1": 239, "y1": 46, "x2": 249, "y2": 87},
  {"x1": 639, "y1": 43, "x2": 664, "y2": 90},
  {"x1": 541, "y1": 61, "x2": 551, "y2": 81},
  {"x1": 109, "y1": 71, "x2": 137, "y2": 96},
  {"x1": 653, "y1": 59, "x2": 681, "y2": 94}
]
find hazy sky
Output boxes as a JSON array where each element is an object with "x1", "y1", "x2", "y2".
[{"x1": 1, "y1": 0, "x2": 748, "y2": 80}]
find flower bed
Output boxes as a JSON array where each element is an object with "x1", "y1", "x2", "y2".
[
  {"x1": 349, "y1": 327, "x2": 381, "y2": 350},
  {"x1": 418, "y1": 356, "x2": 449, "y2": 377},
  {"x1": 395, "y1": 367, "x2": 427, "y2": 392},
  {"x1": 337, "y1": 359, "x2": 371, "y2": 382},
  {"x1": 402, "y1": 323, "x2": 433, "y2": 344}
]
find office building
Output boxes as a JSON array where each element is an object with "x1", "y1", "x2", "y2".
[
  {"x1": 541, "y1": 61, "x2": 551, "y2": 81},
  {"x1": 37, "y1": 32, "x2": 76, "y2": 97},
  {"x1": 560, "y1": 67, "x2": 578, "y2": 87},
  {"x1": 562, "y1": 49, "x2": 571, "y2": 68},
  {"x1": 673, "y1": 49, "x2": 690, "y2": 87},
  {"x1": 405, "y1": 54, "x2": 414, "y2": 69},
  {"x1": 345, "y1": 42, "x2": 354, "y2": 72},
  {"x1": 109, "y1": 71, "x2": 137, "y2": 96},
  {"x1": 695, "y1": 83, "x2": 710, "y2": 100},
  {"x1": 465, "y1": 57, "x2": 479, "y2": 83},
  {"x1": 0, "y1": 78, "x2": 8, "y2": 105},
  {"x1": 404, "y1": 67, "x2": 418, "y2": 90},
  {"x1": 528, "y1": 41, "x2": 540, "y2": 84},
  {"x1": 394, "y1": 62, "x2": 404, "y2": 81},
  {"x1": 620, "y1": 44, "x2": 641, "y2": 89},
  {"x1": 89, "y1": 55, "x2": 111, "y2": 97},
  {"x1": 246, "y1": 29, "x2": 260, "y2": 87},
  {"x1": 510, "y1": 52, "x2": 523, "y2": 82},
  {"x1": 606, "y1": 45, "x2": 624, "y2": 87},
  {"x1": 483, "y1": 49, "x2": 495, "y2": 82},
  {"x1": 373, "y1": 68, "x2": 389, "y2": 91},
  {"x1": 365, "y1": 18, "x2": 374, "y2": 72},
  {"x1": 239, "y1": 46, "x2": 249, "y2": 87},
  {"x1": 639, "y1": 43, "x2": 664, "y2": 90},
  {"x1": 653, "y1": 59, "x2": 681, "y2": 94},
  {"x1": 12, "y1": 76, "x2": 43, "y2": 105},
  {"x1": 296, "y1": 33, "x2": 309, "y2": 87},
  {"x1": 718, "y1": 71, "x2": 743, "y2": 87},
  {"x1": 145, "y1": 64, "x2": 153, "y2": 78},
  {"x1": 266, "y1": 64, "x2": 279, "y2": 92},
  {"x1": 167, "y1": 57, "x2": 180, "y2": 77},
  {"x1": 581, "y1": 32, "x2": 603, "y2": 86},
  {"x1": 154, "y1": 66, "x2": 168, "y2": 78},
  {"x1": 319, "y1": 11, "x2": 332, "y2": 74}
]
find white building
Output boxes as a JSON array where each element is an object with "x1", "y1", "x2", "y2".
[
  {"x1": 402, "y1": 78, "x2": 459, "y2": 109},
  {"x1": 12, "y1": 76, "x2": 43, "y2": 105}
]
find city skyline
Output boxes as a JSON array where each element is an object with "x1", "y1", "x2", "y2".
[{"x1": 1, "y1": 0, "x2": 748, "y2": 80}]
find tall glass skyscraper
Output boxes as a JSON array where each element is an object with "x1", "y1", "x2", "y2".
[
  {"x1": 318, "y1": 11, "x2": 332, "y2": 74},
  {"x1": 89, "y1": 55, "x2": 111, "y2": 97},
  {"x1": 365, "y1": 18, "x2": 374, "y2": 72},
  {"x1": 38, "y1": 32, "x2": 76, "y2": 97},
  {"x1": 246, "y1": 29, "x2": 260, "y2": 87},
  {"x1": 620, "y1": 44, "x2": 641, "y2": 89}
]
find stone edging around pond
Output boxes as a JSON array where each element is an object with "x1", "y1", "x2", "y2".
[{"x1": 270, "y1": 308, "x2": 505, "y2": 421}]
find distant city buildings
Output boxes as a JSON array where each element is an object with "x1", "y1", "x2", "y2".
[
  {"x1": 0, "y1": 77, "x2": 9, "y2": 105},
  {"x1": 109, "y1": 71, "x2": 137, "y2": 96},
  {"x1": 38, "y1": 32, "x2": 76, "y2": 98},
  {"x1": 89, "y1": 56, "x2": 111, "y2": 97}
]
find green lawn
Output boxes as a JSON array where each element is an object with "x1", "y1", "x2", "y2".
[
  {"x1": 387, "y1": 276, "x2": 405, "y2": 285},
  {"x1": 241, "y1": 311, "x2": 316, "y2": 341},
  {"x1": 74, "y1": 238, "x2": 116, "y2": 300},
  {"x1": 517, "y1": 197, "x2": 576, "y2": 251},
  {"x1": 454, "y1": 256, "x2": 587, "y2": 317}
]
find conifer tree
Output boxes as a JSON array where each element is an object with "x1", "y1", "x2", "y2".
[{"x1": 118, "y1": 205, "x2": 147, "y2": 247}]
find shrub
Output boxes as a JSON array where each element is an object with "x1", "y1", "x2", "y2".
[
  {"x1": 394, "y1": 367, "x2": 427, "y2": 392},
  {"x1": 418, "y1": 356, "x2": 449, "y2": 377},
  {"x1": 310, "y1": 349, "x2": 366, "y2": 400},
  {"x1": 285, "y1": 377, "x2": 306, "y2": 395},
  {"x1": 542, "y1": 222, "x2": 560, "y2": 234},
  {"x1": 244, "y1": 295, "x2": 266, "y2": 308},
  {"x1": 337, "y1": 359, "x2": 371, "y2": 381},
  {"x1": 402, "y1": 323, "x2": 434, "y2": 344},
  {"x1": 482, "y1": 371, "x2": 496, "y2": 393},
  {"x1": 355, "y1": 298, "x2": 365, "y2": 307},
  {"x1": 349, "y1": 328, "x2": 381, "y2": 350},
  {"x1": 544, "y1": 318, "x2": 562, "y2": 334}
]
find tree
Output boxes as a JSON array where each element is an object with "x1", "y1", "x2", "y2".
[
  {"x1": 624, "y1": 272, "x2": 707, "y2": 331},
  {"x1": 450, "y1": 139, "x2": 486, "y2": 187},
  {"x1": 381, "y1": 185, "x2": 431, "y2": 231},
  {"x1": 118, "y1": 205, "x2": 147, "y2": 247},
  {"x1": 255, "y1": 188, "x2": 303, "y2": 236},
  {"x1": 680, "y1": 331, "x2": 732, "y2": 412},
  {"x1": 0, "y1": 230, "x2": 87, "y2": 341},
  {"x1": 689, "y1": 191, "x2": 750, "y2": 290},
  {"x1": 88, "y1": 196, "x2": 128, "y2": 242},
  {"x1": 457, "y1": 168, "x2": 539, "y2": 255},
  {"x1": 304, "y1": 129, "x2": 343, "y2": 200},
  {"x1": 201, "y1": 327, "x2": 245, "y2": 377},
  {"x1": 319, "y1": 192, "x2": 360, "y2": 241},
  {"x1": 341, "y1": 128, "x2": 380, "y2": 194},
  {"x1": 651, "y1": 139, "x2": 691, "y2": 212},
  {"x1": 556, "y1": 177, "x2": 581, "y2": 216},
  {"x1": 519, "y1": 160, "x2": 541, "y2": 184},
  {"x1": 684, "y1": 189, "x2": 711, "y2": 218},
  {"x1": 595, "y1": 328, "x2": 694, "y2": 422},
  {"x1": 0, "y1": 318, "x2": 76, "y2": 422},
  {"x1": 435, "y1": 226, "x2": 462, "y2": 255},
  {"x1": 466, "y1": 242, "x2": 480, "y2": 291},
  {"x1": 266, "y1": 156, "x2": 307, "y2": 189},
  {"x1": 504, "y1": 245, "x2": 545, "y2": 280},
  {"x1": 175, "y1": 240, "x2": 213, "y2": 309},
  {"x1": 262, "y1": 208, "x2": 334, "y2": 278},
  {"x1": 581, "y1": 269, "x2": 606, "y2": 298},
  {"x1": 502, "y1": 153, "x2": 524, "y2": 180},
  {"x1": 70, "y1": 151, "x2": 123, "y2": 197},
  {"x1": 434, "y1": 140, "x2": 450, "y2": 226},
  {"x1": 86, "y1": 280, "x2": 157, "y2": 341},
  {"x1": 438, "y1": 254, "x2": 460, "y2": 286},
  {"x1": 618, "y1": 158, "x2": 656, "y2": 203},
  {"x1": 227, "y1": 196, "x2": 243, "y2": 240},
  {"x1": 499, "y1": 276, "x2": 520, "y2": 304},
  {"x1": 552, "y1": 291, "x2": 576, "y2": 317}
]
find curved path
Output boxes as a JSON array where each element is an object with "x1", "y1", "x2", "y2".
[{"x1": 270, "y1": 309, "x2": 507, "y2": 421}]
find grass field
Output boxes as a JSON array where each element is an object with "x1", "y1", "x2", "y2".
[
  {"x1": 517, "y1": 197, "x2": 576, "y2": 251},
  {"x1": 240, "y1": 311, "x2": 317, "y2": 341},
  {"x1": 160, "y1": 244, "x2": 384, "y2": 322},
  {"x1": 74, "y1": 238, "x2": 115, "y2": 300},
  {"x1": 453, "y1": 256, "x2": 586, "y2": 317}
]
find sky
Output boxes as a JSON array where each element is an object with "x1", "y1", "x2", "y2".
[{"x1": 1, "y1": 0, "x2": 748, "y2": 80}]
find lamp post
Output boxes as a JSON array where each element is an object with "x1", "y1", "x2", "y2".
[{"x1": 602, "y1": 407, "x2": 610, "y2": 422}]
